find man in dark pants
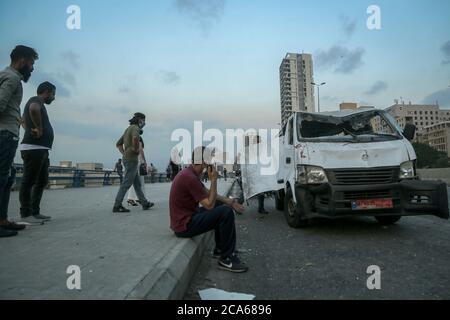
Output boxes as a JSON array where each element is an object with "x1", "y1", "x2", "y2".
[
  {"x1": 257, "y1": 194, "x2": 269, "y2": 214},
  {"x1": 170, "y1": 146, "x2": 248, "y2": 273},
  {"x1": 19, "y1": 82, "x2": 56, "y2": 224},
  {"x1": 115, "y1": 159, "x2": 124, "y2": 183},
  {"x1": 0, "y1": 45, "x2": 39, "y2": 238}
]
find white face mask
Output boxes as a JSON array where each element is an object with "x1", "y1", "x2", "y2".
[{"x1": 138, "y1": 121, "x2": 146, "y2": 129}]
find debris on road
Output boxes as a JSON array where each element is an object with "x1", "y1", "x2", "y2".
[{"x1": 199, "y1": 288, "x2": 255, "y2": 300}]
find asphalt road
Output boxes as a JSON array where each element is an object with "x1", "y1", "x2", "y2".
[{"x1": 185, "y1": 185, "x2": 450, "y2": 300}]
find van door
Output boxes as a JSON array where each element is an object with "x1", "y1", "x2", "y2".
[{"x1": 283, "y1": 117, "x2": 296, "y2": 184}]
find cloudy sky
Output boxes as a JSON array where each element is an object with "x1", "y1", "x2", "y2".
[{"x1": 1, "y1": 0, "x2": 449, "y2": 170}]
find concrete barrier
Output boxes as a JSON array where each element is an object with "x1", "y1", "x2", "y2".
[{"x1": 418, "y1": 168, "x2": 450, "y2": 185}]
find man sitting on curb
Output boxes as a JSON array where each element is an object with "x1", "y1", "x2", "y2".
[{"x1": 169, "y1": 146, "x2": 248, "y2": 273}]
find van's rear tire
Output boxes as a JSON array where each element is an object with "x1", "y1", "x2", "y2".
[
  {"x1": 375, "y1": 215, "x2": 401, "y2": 226},
  {"x1": 275, "y1": 190, "x2": 284, "y2": 211},
  {"x1": 284, "y1": 187, "x2": 310, "y2": 228}
]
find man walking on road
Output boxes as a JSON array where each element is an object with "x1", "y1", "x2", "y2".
[
  {"x1": 0, "y1": 45, "x2": 38, "y2": 238},
  {"x1": 115, "y1": 159, "x2": 124, "y2": 183},
  {"x1": 19, "y1": 82, "x2": 56, "y2": 225},
  {"x1": 113, "y1": 112, "x2": 154, "y2": 213},
  {"x1": 170, "y1": 146, "x2": 249, "y2": 273}
]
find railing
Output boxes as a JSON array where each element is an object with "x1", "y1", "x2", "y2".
[{"x1": 13, "y1": 164, "x2": 170, "y2": 190}]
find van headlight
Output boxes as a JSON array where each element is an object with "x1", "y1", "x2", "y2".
[
  {"x1": 399, "y1": 161, "x2": 415, "y2": 179},
  {"x1": 297, "y1": 165, "x2": 328, "y2": 184}
]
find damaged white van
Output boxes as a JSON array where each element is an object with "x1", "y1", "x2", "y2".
[{"x1": 243, "y1": 109, "x2": 449, "y2": 228}]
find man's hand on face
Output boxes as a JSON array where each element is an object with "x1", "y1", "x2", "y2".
[{"x1": 208, "y1": 165, "x2": 218, "y2": 182}]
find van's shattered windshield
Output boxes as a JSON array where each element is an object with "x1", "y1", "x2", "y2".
[{"x1": 297, "y1": 110, "x2": 403, "y2": 143}]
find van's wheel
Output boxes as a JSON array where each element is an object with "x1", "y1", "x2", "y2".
[
  {"x1": 275, "y1": 190, "x2": 284, "y2": 211},
  {"x1": 284, "y1": 187, "x2": 310, "y2": 228},
  {"x1": 375, "y1": 215, "x2": 401, "y2": 226}
]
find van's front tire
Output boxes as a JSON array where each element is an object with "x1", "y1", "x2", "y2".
[
  {"x1": 284, "y1": 187, "x2": 310, "y2": 228},
  {"x1": 375, "y1": 215, "x2": 401, "y2": 226}
]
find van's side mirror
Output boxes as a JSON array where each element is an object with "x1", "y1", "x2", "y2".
[{"x1": 403, "y1": 124, "x2": 416, "y2": 141}]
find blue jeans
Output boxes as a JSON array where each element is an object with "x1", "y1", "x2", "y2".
[
  {"x1": 114, "y1": 159, "x2": 149, "y2": 207},
  {"x1": 0, "y1": 131, "x2": 19, "y2": 220},
  {"x1": 175, "y1": 202, "x2": 236, "y2": 259}
]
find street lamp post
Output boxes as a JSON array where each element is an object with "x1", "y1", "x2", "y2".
[{"x1": 311, "y1": 82, "x2": 326, "y2": 113}]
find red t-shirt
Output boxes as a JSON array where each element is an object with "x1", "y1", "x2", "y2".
[{"x1": 169, "y1": 166, "x2": 209, "y2": 233}]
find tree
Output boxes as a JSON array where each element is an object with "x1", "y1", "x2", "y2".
[{"x1": 412, "y1": 142, "x2": 450, "y2": 168}]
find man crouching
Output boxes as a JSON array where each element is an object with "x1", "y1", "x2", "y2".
[{"x1": 169, "y1": 146, "x2": 248, "y2": 273}]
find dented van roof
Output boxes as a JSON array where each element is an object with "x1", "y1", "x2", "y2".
[{"x1": 297, "y1": 108, "x2": 382, "y2": 118}]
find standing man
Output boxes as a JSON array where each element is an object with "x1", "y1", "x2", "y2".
[
  {"x1": 113, "y1": 112, "x2": 154, "y2": 213},
  {"x1": 223, "y1": 168, "x2": 227, "y2": 181},
  {"x1": 257, "y1": 194, "x2": 269, "y2": 215},
  {"x1": 0, "y1": 45, "x2": 38, "y2": 238},
  {"x1": 19, "y1": 82, "x2": 56, "y2": 224},
  {"x1": 148, "y1": 163, "x2": 156, "y2": 183},
  {"x1": 115, "y1": 159, "x2": 123, "y2": 184}
]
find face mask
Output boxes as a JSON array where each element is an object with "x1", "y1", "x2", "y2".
[
  {"x1": 139, "y1": 121, "x2": 146, "y2": 129},
  {"x1": 19, "y1": 65, "x2": 32, "y2": 83}
]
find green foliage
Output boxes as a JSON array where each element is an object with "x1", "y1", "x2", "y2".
[{"x1": 412, "y1": 142, "x2": 450, "y2": 168}]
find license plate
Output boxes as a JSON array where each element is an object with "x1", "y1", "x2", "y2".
[{"x1": 351, "y1": 199, "x2": 393, "y2": 210}]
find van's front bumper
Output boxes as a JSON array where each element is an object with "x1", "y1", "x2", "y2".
[{"x1": 297, "y1": 180, "x2": 449, "y2": 219}]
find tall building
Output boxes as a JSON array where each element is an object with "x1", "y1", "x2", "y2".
[{"x1": 279, "y1": 53, "x2": 315, "y2": 126}]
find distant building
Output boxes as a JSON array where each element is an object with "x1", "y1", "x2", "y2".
[
  {"x1": 76, "y1": 163, "x2": 104, "y2": 171},
  {"x1": 59, "y1": 161, "x2": 73, "y2": 168},
  {"x1": 384, "y1": 101, "x2": 445, "y2": 132},
  {"x1": 279, "y1": 53, "x2": 315, "y2": 127},
  {"x1": 339, "y1": 102, "x2": 358, "y2": 110},
  {"x1": 381, "y1": 102, "x2": 450, "y2": 155},
  {"x1": 418, "y1": 122, "x2": 450, "y2": 157}
]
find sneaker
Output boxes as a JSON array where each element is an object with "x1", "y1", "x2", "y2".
[
  {"x1": 113, "y1": 205, "x2": 131, "y2": 213},
  {"x1": 258, "y1": 209, "x2": 269, "y2": 215},
  {"x1": 19, "y1": 216, "x2": 45, "y2": 226},
  {"x1": 0, "y1": 228, "x2": 18, "y2": 238},
  {"x1": 218, "y1": 255, "x2": 249, "y2": 273},
  {"x1": 142, "y1": 202, "x2": 155, "y2": 210},
  {"x1": 0, "y1": 221, "x2": 26, "y2": 231},
  {"x1": 33, "y1": 214, "x2": 52, "y2": 221}
]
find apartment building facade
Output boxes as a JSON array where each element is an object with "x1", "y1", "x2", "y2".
[
  {"x1": 418, "y1": 122, "x2": 450, "y2": 157},
  {"x1": 279, "y1": 53, "x2": 315, "y2": 127}
]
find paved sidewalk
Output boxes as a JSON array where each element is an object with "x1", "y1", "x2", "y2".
[{"x1": 0, "y1": 180, "x2": 233, "y2": 300}]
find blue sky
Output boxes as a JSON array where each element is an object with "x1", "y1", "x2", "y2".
[{"x1": 1, "y1": 0, "x2": 449, "y2": 170}]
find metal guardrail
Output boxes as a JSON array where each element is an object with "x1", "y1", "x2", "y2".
[{"x1": 13, "y1": 164, "x2": 170, "y2": 189}]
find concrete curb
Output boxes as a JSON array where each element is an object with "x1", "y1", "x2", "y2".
[{"x1": 126, "y1": 181, "x2": 235, "y2": 300}]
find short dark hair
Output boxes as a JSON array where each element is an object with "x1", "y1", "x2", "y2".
[
  {"x1": 37, "y1": 82, "x2": 56, "y2": 95},
  {"x1": 10, "y1": 45, "x2": 39, "y2": 62},
  {"x1": 129, "y1": 112, "x2": 146, "y2": 125}
]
